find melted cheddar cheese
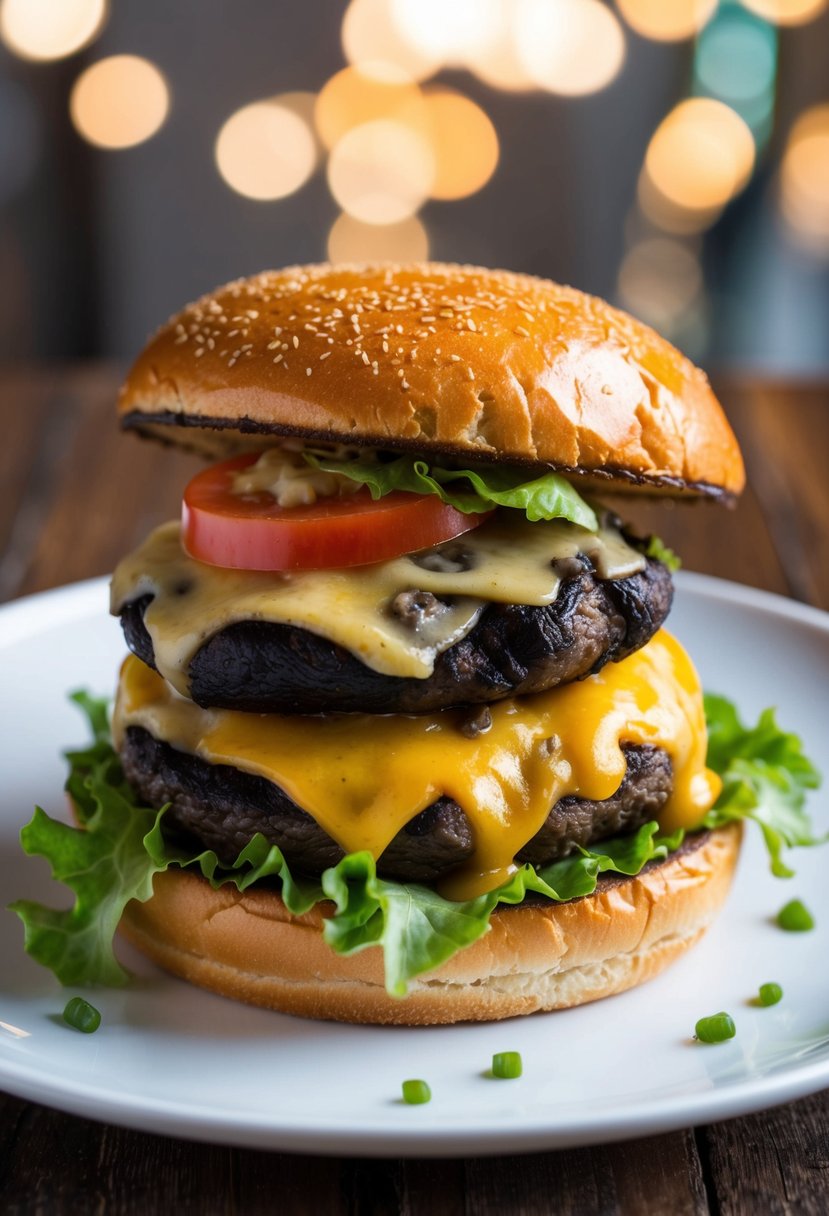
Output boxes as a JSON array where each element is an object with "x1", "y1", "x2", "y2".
[
  {"x1": 109, "y1": 514, "x2": 645, "y2": 697},
  {"x1": 113, "y1": 631, "x2": 721, "y2": 900}
]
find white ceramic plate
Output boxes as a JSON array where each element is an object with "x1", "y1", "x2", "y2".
[{"x1": 1, "y1": 574, "x2": 828, "y2": 1155}]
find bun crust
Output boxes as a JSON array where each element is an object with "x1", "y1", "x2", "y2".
[
  {"x1": 118, "y1": 824, "x2": 741, "y2": 1025},
  {"x1": 119, "y1": 263, "x2": 744, "y2": 499}
]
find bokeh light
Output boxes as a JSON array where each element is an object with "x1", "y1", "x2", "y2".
[
  {"x1": 780, "y1": 104, "x2": 829, "y2": 254},
  {"x1": 465, "y1": 0, "x2": 537, "y2": 92},
  {"x1": 215, "y1": 101, "x2": 316, "y2": 201},
  {"x1": 272, "y1": 92, "x2": 319, "y2": 139},
  {"x1": 618, "y1": 237, "x2": 703, "y2": 327},
  {"x1": 515, "y1": 0, "x2": 626, "y2": 97},
  {"x1": 315, "y1": 65, "x2": 421, "y2": 150},
  {"x1": 390, "y1": 0, "x2": 502, "y2": 68},
  {"x1": 411, "y1": 90, "x2": 499, "y2": 200},
  {"x1": 327, "y1": 119, "x2": 434, "y2": 223},
  {"x1": 739, "y1": 0, "x2": 827, "y2": 24},
  {"x1": 328, "y1": 213, "x2": 430, "y2": 262},
  {"x1": 641, "y1": 99, "x2": 755, "y2": 228},
  {"x1": 342, "y1": 0, "x2": 439, "y2": 81},
  {"x1": 615, "y1": 0, "x2": 716, "y2": 42},
  {"x1": 0, "y1": 0, "x2": 107, "y2": 62},
  {"x1": 69, "y1": 55, "x2": 169, "y2": 150},
  {"x1": 695, "y1": 16, "x2": 776, "y2": 107}
]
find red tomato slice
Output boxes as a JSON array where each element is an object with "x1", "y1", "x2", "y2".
[{"x1": 181, "y1": 453, "x2": 490, "y2": 571}]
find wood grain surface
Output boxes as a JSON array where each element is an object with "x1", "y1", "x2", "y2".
[{"x1": 1, "y1": 368, "x2": 827, "y2": 1216}]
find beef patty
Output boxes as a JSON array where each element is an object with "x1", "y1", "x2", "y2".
[
  {"x1": 119, "y1": 554, "x2": 672, "y2": 715},
  {"x1": 120, "y1": 726, "x2": 673, "y2": 884}
]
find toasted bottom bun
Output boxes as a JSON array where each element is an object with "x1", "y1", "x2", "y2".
[{"x1": 118, "y1": 824, "x2": 741, "y2": 1025}]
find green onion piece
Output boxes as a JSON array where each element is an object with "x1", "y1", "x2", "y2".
[
  {"x1": 401, "y1": 1079, "x2": 431, "y2": 1105},
  {"x1": 492, "y1": 1051, "x2": 523, "y2": 1079},
  {"x1": 757, "y1": 982, "x2": 783, "y2": 1007},
  {"x1": 62, "y1": 996, "x2": 101, "y2": 1034},
  {"x1": 694, "y1": 1012, "x2": 736, "y2": 1043},
  {"x1": 776, "y1": 899, "x2": 815, "y2": 932}
]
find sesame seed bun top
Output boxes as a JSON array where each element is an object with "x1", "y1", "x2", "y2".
[{"x1": 118, "y1": 262, "x2": 745, "y2": 499}]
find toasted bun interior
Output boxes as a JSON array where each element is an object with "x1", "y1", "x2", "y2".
[
  {"x1": 119, "y1": 263, "x2": 744, "y2": 499},
  {"x1": 118, "y1": 824, "x2": 741, "y2": 1025}
]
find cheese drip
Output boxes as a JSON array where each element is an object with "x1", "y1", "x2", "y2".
[
  {"x1": 113, "y1": 632, "x2": 721, "y2": 900},
  {"x1": 110, "y1": 514, "x2": 645, "y2": 697}
]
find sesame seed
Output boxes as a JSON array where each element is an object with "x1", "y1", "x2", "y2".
[
  {"x1": 267, "y1": 340, "x2": 280, "y2": 350},
  {"x1": 320, "y1": 351, "x2": 331, "y2": 360},
  {"x1": 467, "y1": 318, "x2": 477, "y2": 332},
  {"x1": 306, "y1": 367, "x2": 312, "y2": 376},
  {"x1": 273, "y1": 354, "x2": 283, "y2": 363},
  {"x1": 467, "y1": 367, "x2": 475, "y2": 380},
  {"x1": 292, "y1": 335, "x2": 299, "y2": 349},
  {"x1": 450, "y1": 354, "x2": 461, "y2": 362},
  {"x1": 361, "y1": 351, "x2": 370, "y2": 365},
  {"x1": 515, "y1": 326, "x2": 530, "y2": 338}
]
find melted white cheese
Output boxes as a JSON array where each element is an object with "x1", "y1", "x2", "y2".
[{"x1": 110, "y1": 514, "x2": 645, "y2": 695}]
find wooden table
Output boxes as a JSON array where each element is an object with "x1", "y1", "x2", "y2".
[{"x1": 1, "y1": 368, "x2": 828, "y2": 1215}]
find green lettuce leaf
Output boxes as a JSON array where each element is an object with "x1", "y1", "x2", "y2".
[
  {"x1": 11, "y1": 699, "x2": 326, "y2": 987},
  {"x1": 703, "y1": 694, "x2": 824, "y2": 878},
  {"x1": 306, "y1": 451, "x2": 598, "y2": 530},
  {"x1": 9, "y1": 690, "x2": 824, "y2": 995},
  {"x1": 645, "y1": 535, "x2": 682, "y2": 572},
  {"x1": 12, "y1": 691, "x2": 162, "y2": 985},
  {"x1": 321, "y1": 822, "x2": 682, "y2": 995}
]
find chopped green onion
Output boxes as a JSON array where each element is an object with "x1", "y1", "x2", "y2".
[
  {"x1": 776, "y1": 899, "x2": 815, "y2": 932},
  {"x1": 401, "y1": 1079, "x2": 431, "y2": 1105},
  {"x1": 62, "y1": 997, "x2": 101, "y2": 1034},
  {"x1": 757, "y1": 982, "x2": 783, "y2": 1007},
  {"x1": 694, "y1": 1012, "x2": 736, "y2": 1044},
  {"x1": 491, "y1": 1051, "x2": 523, "y2": 1079}
]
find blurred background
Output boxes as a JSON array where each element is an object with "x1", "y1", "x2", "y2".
[{"x1": 0, "y1": 0, "x2": 827, "y2": 373}]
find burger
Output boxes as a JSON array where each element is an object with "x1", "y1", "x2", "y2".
[{"x1": 14, "y1": 264, "x2": 820, "y2": 1025}]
